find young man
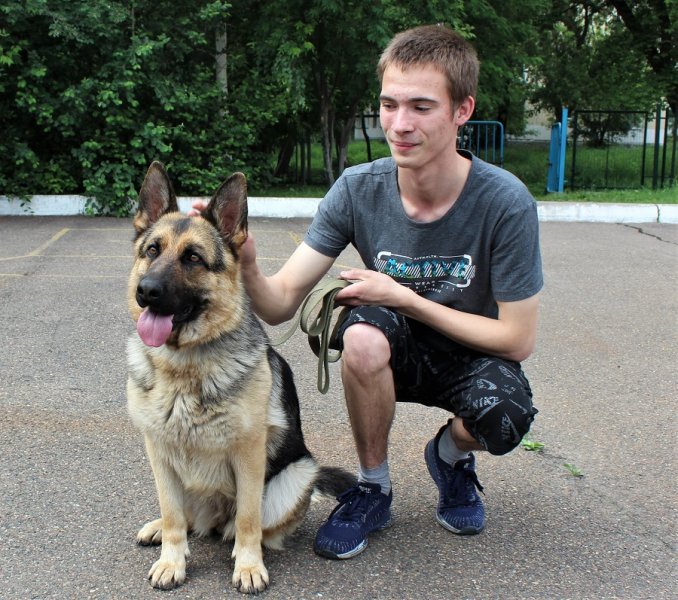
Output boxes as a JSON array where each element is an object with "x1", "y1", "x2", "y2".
[{"x1": 195, "y1": 24, "x2": 542, "y2": 559}]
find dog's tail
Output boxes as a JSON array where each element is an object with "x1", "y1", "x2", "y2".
[{"x1": 314, "y1": 466, "x2": 357, "y2": 497}]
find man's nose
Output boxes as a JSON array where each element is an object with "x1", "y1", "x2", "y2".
[{"x1": 391, "y1": 107, "x2": 414, "y2": 132}]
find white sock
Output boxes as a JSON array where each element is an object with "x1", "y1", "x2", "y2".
[
  {"x1": 358, "y1": 459, "x2": 391, "y2": 495},
  {"x1": 437, "y1": 423, "x2": 470, "y2": 466}
]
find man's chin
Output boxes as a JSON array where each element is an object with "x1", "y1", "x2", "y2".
[{"x1": 391, "y1": 153, "x2": 421, "y2": 169}]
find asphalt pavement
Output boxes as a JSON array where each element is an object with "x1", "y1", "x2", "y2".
[{"x1": 0, "y1": 215, "x2": 676, "y2": 600}]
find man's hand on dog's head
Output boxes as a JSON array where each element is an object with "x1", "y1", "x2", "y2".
[
  {"x1": 240, "y1": 234, "x2": 257, "y2": 267},
  {"x1": 187, "y1": 200, "x2": 208, "y2": 217}
]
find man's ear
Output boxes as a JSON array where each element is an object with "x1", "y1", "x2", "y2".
[
  {"x1": 454, "y1": 96, "x2": 475, "y2": 127},
  {"x1": 203, "y1": 172, "x2": 248, "y2": 249},
  {"x1": 134, "y1": 162, "x2": 179, "y2": 237}
]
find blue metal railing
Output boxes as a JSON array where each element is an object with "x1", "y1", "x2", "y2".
[
  {"x1": 358, "y1": 115, "x2": 505, "y2": 167},
  {"x1": 457, "y1": 120, "x2": 504, "y2": 167}
]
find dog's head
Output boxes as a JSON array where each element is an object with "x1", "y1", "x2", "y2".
[{"x1": 128, "y1": 161, "x2": 249, "y2": 348}]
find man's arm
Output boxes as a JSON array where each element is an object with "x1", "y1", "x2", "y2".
[
  {"x1": 241, "y1": 237, "x2": 336, "y2": 325},
  {"x1": 335, "y1": 268, "x2": 540, "y2": 362},
  {"x1": 408, "y1": 294, "x2": 540, "y2": 362}
]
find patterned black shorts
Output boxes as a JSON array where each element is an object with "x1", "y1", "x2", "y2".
[{"x1": 335, "y1": 305, "x2": 538, "y2": 455}]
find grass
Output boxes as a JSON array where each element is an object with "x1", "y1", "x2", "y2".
[
  {"x1": 534, "y1": 186, "x2": 676, "y2": 203},
  {"x1": 564, "y1": 463, "x2": 585, "y2": 478},
  {"x1": 251, "y1": 140, "x2": 391, "y2": 197},
  {"x1": 520, "y1": 434, "x2": 545, "y2": 452},
  {"x1": 251, "y1": 139, "x2": 677, "y2": 204},
  {"x1": 519, "y1": 434, "x2": 587, "y2": 479}
]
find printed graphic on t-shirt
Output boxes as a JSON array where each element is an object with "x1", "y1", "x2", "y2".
[{"x1": 375, "y1": 250, "x2": 476, "y2": 294}]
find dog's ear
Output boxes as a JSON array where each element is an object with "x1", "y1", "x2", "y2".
[
  {"x1": 203, "y1": 172, "x2": 248, "y2": 249},
  {"x1": 134, "y1": 162, "x2": 179, "y2": 237}
]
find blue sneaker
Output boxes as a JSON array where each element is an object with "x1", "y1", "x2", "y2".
[
  {"x1": 425, "y1": 425, "x2": 485, "y2": 534},
  {"x1": 313, "y1": 482, "x2": 392, "y2": 559}
]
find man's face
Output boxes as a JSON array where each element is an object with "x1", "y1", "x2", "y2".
[{"x1": 379, "y1": 63, "x2": 458, "y2": 171}]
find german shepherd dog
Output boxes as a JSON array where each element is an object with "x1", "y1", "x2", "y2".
[{"x1": 126, "y1": 162, "x2": 354, "y2": 594}]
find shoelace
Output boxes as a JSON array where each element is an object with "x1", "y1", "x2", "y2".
[
  {"x1": 329, "y1": 485, "x2": 373, "y2": 521},
  {"x1": 442, "y1": 465, "x2": 485, "y2": 508}
]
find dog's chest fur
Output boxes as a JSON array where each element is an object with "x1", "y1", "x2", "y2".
[{"x1": 126, "y1": 336, "x2": 275, "y2": 493}]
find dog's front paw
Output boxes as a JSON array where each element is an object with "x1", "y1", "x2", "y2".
[
  {"x1": 148, "y1": 557, "x2": 186, "y2": 590},
  {"x1": 232, "y1": 562, "x2": 269, "y2": 594},
  {"x1": 137, "y1": 518, "x2": 163, "y2": 545}
]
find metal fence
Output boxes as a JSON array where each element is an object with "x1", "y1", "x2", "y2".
[
  {"x1": 358, "y1": 114, "x2": 505, "y2": 167},
  {"x1": 458, "y1": 121, "x2": 505, "y2": 167},
  {"x1": 569, "y1": 106, "x2": 676, "y2": 190}
]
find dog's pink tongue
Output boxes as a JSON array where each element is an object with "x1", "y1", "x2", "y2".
[{"x1": 137, "y1": 309, "x2": 174, "y2": 347}]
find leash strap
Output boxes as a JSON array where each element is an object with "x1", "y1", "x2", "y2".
[{"x1": 272, "y1": 278, "x2": 351, "y2": 394}]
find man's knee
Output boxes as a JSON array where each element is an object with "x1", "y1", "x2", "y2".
[
  {"x1": 342, "y1": 323, "x2": 391, "y2": 375},
  {"x1": 462, "y1": 391, "x2": 538, "y2": 456}
]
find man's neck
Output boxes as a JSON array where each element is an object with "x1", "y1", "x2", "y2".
[{"x1": 397, "y1": 151, "x2": 472, "y2": 223}]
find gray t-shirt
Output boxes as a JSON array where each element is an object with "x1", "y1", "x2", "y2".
[{"x1": 305, "y1": 153, "x2": 543, "y2": 321}]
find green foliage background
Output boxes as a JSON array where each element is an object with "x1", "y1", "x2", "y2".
[{"x1": 0, "y1": 1, "x2": 673, "y2": 214}]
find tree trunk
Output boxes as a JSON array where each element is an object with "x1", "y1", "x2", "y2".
[
  {"x1": 336, "y1": 103, "x2": 359, "y2": 174},
  {"x1": 215, "y1": 29, "x2": 228, "y2": 98},
  {"x1": 318, "y1": 71, "x2": 335, "y2": 186},
  {"x1": 274, "y1": 134, "x2": 296, "y2": 178}
]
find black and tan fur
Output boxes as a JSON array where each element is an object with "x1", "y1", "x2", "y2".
[{"x1": 126, "y1": 162, "x2": 353, "y2": 594}]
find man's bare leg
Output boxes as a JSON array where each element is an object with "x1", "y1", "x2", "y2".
[
  {"x1": 450, "y1": 416, "x2": 484, "y2": 452},
  {"x1": 313, "y1": 323, "x2": 394, "y2": 560},
  {"x1": 340, "y1": 323, "x2": 395, "y2": 470}
]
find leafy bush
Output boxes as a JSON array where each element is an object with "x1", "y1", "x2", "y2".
[{"x1": 0, "y1": 0, "x2": 285, "y2": 215}]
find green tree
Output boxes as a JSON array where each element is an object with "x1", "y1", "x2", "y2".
[
  {"x1": 530, "y1": 0, "x2": 658, "y2": 138},
  {"x1": 464, "y1": 0, "x2": 549, "y2": 135},
  {"x1": 0, "y1": 0, "x2": 281, "y2": 214},
  {"x1": 605, "y1": 0, "x2": 677, "y2": 115},
  {"x1": 222, "y1": 1, "x2": 317, "y2": 185},
  {"x1": 301, "y1": 0, "x2": 546, "y2": 178},
  {"x1": 305, "y1": 0, "x2": 394, "y2": 185},
  {"x1": 250, "y1": 0, "x2": 479, "y2": 186},
  {"x1": 304, "y1": 0, "x2": 473, "y2": 184},
  {"x1": 6, "y1": 0, "x2": 667, "y2": 209}
]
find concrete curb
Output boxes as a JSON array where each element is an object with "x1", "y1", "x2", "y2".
[
  {"x1": 0, "y1": 195, "x2": 676, "y2": 223},
  {"x1": 0, "y1": 195, "x2": 323, "y2": 219},
  {"x1": 537, "y1": 201, "x2": 678, "y2": 223}
]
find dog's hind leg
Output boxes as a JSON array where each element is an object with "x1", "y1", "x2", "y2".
[
  {"x1": 137, "y1": 518, "x2": 163, "y2": 545},
  {"x1": 260, "y1": 456, "x2": 318, "y2": 549}
]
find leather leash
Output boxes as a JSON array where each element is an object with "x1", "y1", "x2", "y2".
[{"x1": 272, "y1": 278, "x2": 351, "y2": 394}]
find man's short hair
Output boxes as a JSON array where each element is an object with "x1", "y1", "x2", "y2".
[{"x1": 377, "y1": 24, "x2": 479, "y2": 107}]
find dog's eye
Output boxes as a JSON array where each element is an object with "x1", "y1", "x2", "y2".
[
  {"x1": 187, "y1": 253, "x2": 203, "y2": 264},
  {"x1": 146, "y1": 245, "x2": 159, "y2": 258}
]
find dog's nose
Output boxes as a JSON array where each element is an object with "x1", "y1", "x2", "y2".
[{"x1": 136, "y1": 277, "x2": 164, "y2": 307}]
